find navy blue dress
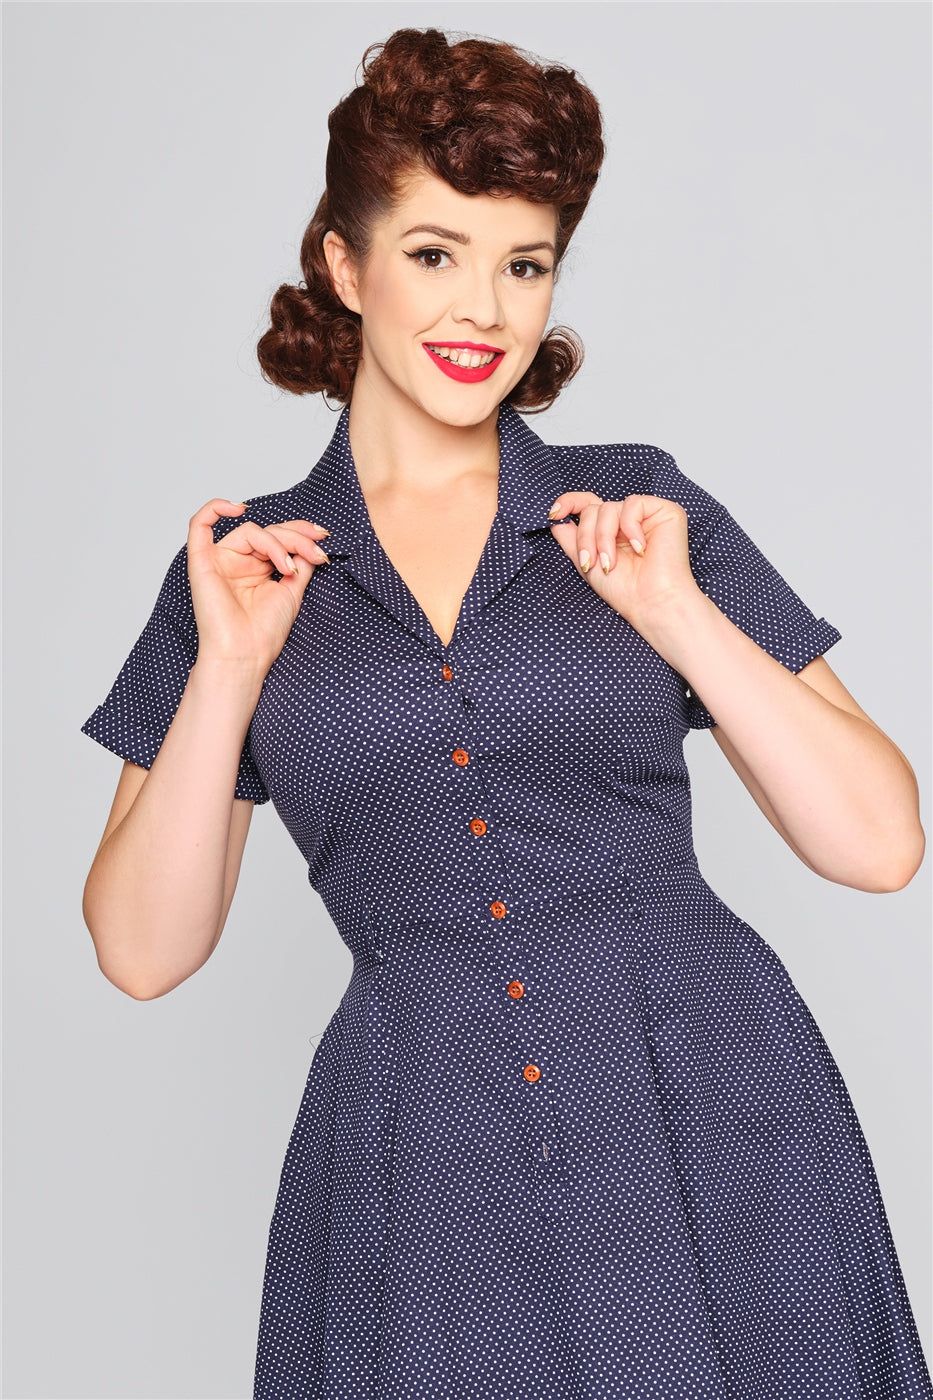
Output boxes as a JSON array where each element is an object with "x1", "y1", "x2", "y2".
[{"x1": 82, "y1": 406, "x2": 932, "y2": 1399}]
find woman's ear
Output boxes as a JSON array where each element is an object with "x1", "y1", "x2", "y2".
[{"x1": 323, "y1": 231, "x2": 362, "y2": 315}]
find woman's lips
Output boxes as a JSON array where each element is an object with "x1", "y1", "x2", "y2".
[{"x1": 423, "y1": 342, "x2": 505, "y2": 383}]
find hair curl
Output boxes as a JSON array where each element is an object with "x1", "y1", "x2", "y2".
[{"x1": 257, "y1": 28, "x2": 604, "y2": 412}]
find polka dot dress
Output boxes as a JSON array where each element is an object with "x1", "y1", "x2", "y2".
[{"x1": 82, "y1": 406, "x2": 932, "y2": 1398}]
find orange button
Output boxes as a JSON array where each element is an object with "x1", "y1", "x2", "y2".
[
  {"x1": 442, "y1": 664, "x2": 453, "y2": 681},
  {"x1": 490, "y1": 901, "x2": 507, "y2": 919},
  {"x1": 507, "y1": 980, "x2": 525, "y2": 999},
  {"x1": 452, "y1": 749, "x2": 469, "y2": 766},
  {"x1": 469, "y1": 818, "x2": 487, "y2": 837},
  {"x1": 523, "y1": 1063, "x2": 541, "y2": 1083}
]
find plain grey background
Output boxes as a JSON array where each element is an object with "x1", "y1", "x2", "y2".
[{"x1": 3, "y1": 3, "x2": 930, "y2": 1396}]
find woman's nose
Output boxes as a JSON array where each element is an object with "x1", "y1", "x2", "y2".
[{"x1": 451, "y1": 272, "x2": 505, "y2": 331}]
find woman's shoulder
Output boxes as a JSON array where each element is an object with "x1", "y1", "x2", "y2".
[
  {"x1": 547, "y1": 439, "x2": 723, "y2": 527},
  {"x1": 219, "y1": 478, "x2": 312, "y2": 536},
  {"x1": 148, "y1": 476, "x2": 314, "y2": 625}
]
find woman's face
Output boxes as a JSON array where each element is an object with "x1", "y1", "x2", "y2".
[{"x1": 326, "y1": 167, "x2": 558, "y2": 430}]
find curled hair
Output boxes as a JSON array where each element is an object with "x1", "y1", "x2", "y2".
[{"x1": 258, "y1": 28, "x2": 604, "y2": 411}]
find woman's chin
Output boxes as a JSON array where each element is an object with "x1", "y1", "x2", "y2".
[
  {"x1": 414, "y1": 376, "x2": 525, "y2": 430},
  {"x1": 424, "y1": 397, "x2": 505, "y2": 430},
  {"x1": 352, "y1": 360, "x2": 523, "y2": 431}
]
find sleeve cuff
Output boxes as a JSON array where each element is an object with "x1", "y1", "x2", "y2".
[{"x1": 81, "y1": 708, "x2": 270, "y2": 804}]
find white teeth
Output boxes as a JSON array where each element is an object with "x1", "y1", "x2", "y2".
[{"x1": 428, "y1": 345, "x2": 497, "y2": 367}]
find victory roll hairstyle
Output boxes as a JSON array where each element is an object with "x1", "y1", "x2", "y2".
[{"x1": 257, "y1": 28, "x2": 605, "y2": 412}]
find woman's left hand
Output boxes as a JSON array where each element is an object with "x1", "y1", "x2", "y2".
[{"x1": 549, "y1": 491, "x2": 701, "y2": 634}]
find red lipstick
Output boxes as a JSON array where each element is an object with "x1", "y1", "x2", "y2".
[{"x1": 422, "y1": 341, "x2": 505, "y2": 384}]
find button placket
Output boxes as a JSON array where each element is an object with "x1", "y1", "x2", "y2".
[
  {"x1": 440, "y1": 648, "x2": 512, "y2": 942},
  {"x1": 439, "y1": 645, "x2": 558, "y2": 1204},
  {"x1": 442, "y1": 657, "x2": 503, "y2": 917}
]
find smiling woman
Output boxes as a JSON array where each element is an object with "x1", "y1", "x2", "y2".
[
  {"x1": 78, "y1": 24, "x2": 931, "y2": 1400},
  {"x1": 256, "y1": 27, "x2": 599, "y2": 412},
  {"x1": 317, "y1": 173, "x2": 563, "y2": 646},
  {"x1": 320, "y1": 171, "x2": 559, "y2": 429}
]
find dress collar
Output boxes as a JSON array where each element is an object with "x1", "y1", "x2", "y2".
[
  {"x1": 295, "y1": 401, "x2": 567, "y2": 552},
  {"x1": 293, "y1": 402, "x2": 569, "y2": 652}
]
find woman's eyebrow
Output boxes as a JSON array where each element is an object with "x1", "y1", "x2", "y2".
[
  {"x1": 401, "y1": 223, "x2": 469, "y2": 244},
  {"x1": 400, "y1": 222, "x2": 555, "y2": 256}
]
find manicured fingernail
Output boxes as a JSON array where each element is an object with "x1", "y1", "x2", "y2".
[
  {"x1": 233, "y1": 501, "x2": 248, "y2": 508},
  {"x1": 579, "y1": 549, "x2": 591, "y2": 573},
  {"x1": 314, "y1": 546, "x2": 330, "y2": 562},
  {"x1": 548, "y1": 505, "x2": 560, "y2": 519},
  {"x1": 629, "y1": 537, "x2": 645, "y2": 555},
  {"x1": 317, "y1": 527, "x2": 330, "y2": 537},
  {"x1": 600, "y1": 552, "x2": 611, "y2": 574}
]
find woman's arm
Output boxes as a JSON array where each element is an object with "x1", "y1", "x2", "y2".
[
  {"x1": 83, "y1": 500, "x2": 329, "y2": 1000},
  {"x1": 99, "y1": 765, "x2": 255, "y2": 942},
  {"x1": 646, "y1": 596, "x2": 924, "y2": 891},
  {"x1": 83, "y1": 661, "x2": 262, "y2": 1001},
  {"x1": 550, "y1": 491, "x2": 925, "y2": 893}
]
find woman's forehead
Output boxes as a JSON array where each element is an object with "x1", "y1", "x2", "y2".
[{"x1": 380, "y1": 168, "x2": 558, "y2": 249}]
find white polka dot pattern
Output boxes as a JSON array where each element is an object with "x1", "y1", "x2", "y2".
[{"x1": 82, "y1": 406, "x2": 932, "y2": 1398}]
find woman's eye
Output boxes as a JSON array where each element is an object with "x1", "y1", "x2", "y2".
[
  {"x1": 406, "y1": 247, "x2": 452, "y2": 271},
  {"x1": 508, "y1": 260, "x2": 550, "y2": 280}
]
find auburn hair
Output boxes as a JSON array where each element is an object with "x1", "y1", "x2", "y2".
[{"x1": 257, "y1": 28, "x2": 604, "y2": 412}]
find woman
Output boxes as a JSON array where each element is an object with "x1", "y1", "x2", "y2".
[{"x1": 81, "y1": 27, "x2": 930, "y2": 1400}]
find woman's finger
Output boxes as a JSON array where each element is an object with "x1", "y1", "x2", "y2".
[
  {"x1": 276, "y1": 551, "x2": 316, "y2": 607},
  {"x1": 587, "y1": 497, "x2": 655, "y2": 571},
  {"x1": 572, "y1": 502, "x2": 604, "y2": 574},
  {"x1": 211, "y1": 520, "x2": 304, "y2": 579},
  {"x1": 618, "y1": 495, "x2": 651, "y2": 557},
  {"x1": 188, "y1": 506, "x2": 330, "y2": 566},
  {"x1": 548, "y1": 493, "x2": 619, "y2": 574},
  {"x1": 548, "y1": 518, "x2": 580, "y2": 567},
  {"x1": 553, "y1": 496, "x2": 667, "y2": 576},
  {"x1": 621, "y1": 495, "x2": 684, "y2": 557},
  {"x1": 272, "y1": 518, "x2": 331, "y2": 542},
  {"x1": 548, "y1": 490, "x2": 603, "y2": 520},
  {"x1": 260, "y1": 523, "x2": 330, "y2": 566},
  {"x1": 187, "y1": 499, "x2": 248, "y2": 559},
  {"x1": 593, "y1": 501, "x2": 628, "y2": 573}
]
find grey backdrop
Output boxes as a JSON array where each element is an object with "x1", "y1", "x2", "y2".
[{"x1": 4, "y1": 3, "x2": 930, "y2": 1396}]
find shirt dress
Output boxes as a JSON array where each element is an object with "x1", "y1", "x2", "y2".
[{"x1": 82, "y1": 405, "x2": 932, "y2": 1400}]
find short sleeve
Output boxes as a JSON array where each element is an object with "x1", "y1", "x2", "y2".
[
  {"x1": 650, "y1": 449, "x2": 842, "y2": 730},
  {"x1": 80, "y1": 544, "x2": 270, "y2": 803}
]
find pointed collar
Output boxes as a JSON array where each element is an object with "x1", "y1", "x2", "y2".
[
  {"x1": 295, "y1": 402, "x2": 568, "y2": 552},
  {"x1": 494, "y1": 404, "x2": 570, "y2": 532}
]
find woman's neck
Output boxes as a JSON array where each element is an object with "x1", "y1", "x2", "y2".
[{"x1": 345, "y1": 377, "x2": 500, "y2": 497}]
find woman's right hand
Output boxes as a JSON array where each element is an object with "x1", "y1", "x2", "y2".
[{"x1": 186, "y1": 499, "x2": 331, "y2": 676}]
